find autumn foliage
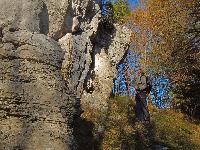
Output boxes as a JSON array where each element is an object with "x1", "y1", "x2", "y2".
[
  {"x1": 79, "y1": 96, "x2": 200, "y2": 150},
  {"x1": 129, "y1": 0, "x2": 200, "y2": 117}
]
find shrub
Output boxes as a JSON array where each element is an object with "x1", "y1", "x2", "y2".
[{"x1": 79, "y1": 96, "x2": 200, "y2": 150}]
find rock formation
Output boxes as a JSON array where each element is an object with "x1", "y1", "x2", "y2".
[
  {"x1": 0, "y1": 30, "x2": 75, "y2": 150},
  {"x1": 81, "y1": 24, "x2": 131, "y2": 110},
  {"x1": 0, "y1": 0, "x2": 131, "y2": 149}
]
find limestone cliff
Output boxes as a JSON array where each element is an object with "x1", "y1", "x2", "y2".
[
  {"x1": 0, "y1": 0, "x2": 131, "y2": 149},
  {"x1": 0, "y1": 31, "x2": 75, "y2": 150},
  {"x1": 81, "y1": 24, "x2": 131, "y2": 110}
]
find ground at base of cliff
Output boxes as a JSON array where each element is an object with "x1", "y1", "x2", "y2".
[{"x1": 73, "y1": 96, "x2": 200, "y2": 150}]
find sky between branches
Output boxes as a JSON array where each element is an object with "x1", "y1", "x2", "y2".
[{"x1": 128, "y1": 0, "x2": 139, "y2": 9}]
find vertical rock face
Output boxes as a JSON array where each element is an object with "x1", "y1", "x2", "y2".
[
  {"x1": 0, "y1": 0, "x2": 131, "y2": 149},
  {"x1": 59, "y1": 1, "x2": 101, "y2": 98},
  {"x1": 0, "y1": 0, "x2": 49, "y2": 34},
  {"x1": 57, "y1": 1, "x2": 131, "y2": 110},
  {"x1": 0, "y1": 0, "x2": 75, "y2": 149},
  {"x1": 81, "y1": 24, "x2": 131, "y2": 110},
  {"x1": 0, "y1": 31, "x2": 75, "y2": 149}
]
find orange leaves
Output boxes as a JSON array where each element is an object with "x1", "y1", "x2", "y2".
[{"x1": 128, "y1": 0, "x2": 193, "y2": 75}]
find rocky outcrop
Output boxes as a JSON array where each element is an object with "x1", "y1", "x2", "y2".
[
  {"x1": 0, "y1": 0, "x2": 131, "y2": 149},
  {"x1": 81, "y1": 23, "x2": 131, "y2": 110},
  {"x1": 0, "y1": 0, "x2": 48, "y2": 34},
  {"x1": 0, "y1": 0, "x2": 77, "y2": 149},
  {"x1": 59, "y1": 3, "x2": 131, "y2": 110},
  {"x1": 59, "y1": 1, "x2": 101, "y2": 98},
  {"x1": 0, "y1": 30, "x2": 75, "y2": 149}
]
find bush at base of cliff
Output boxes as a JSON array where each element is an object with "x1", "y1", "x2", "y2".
[{"x1": 80, "y1": 96, "x2": 200, "y2": 150}]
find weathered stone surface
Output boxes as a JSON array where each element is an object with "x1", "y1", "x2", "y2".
[
  {"x1": 81, "y1": 24, "x2": 131, "y2": 110},
  {"x1": 0, "y1": 0, "x2": 131, "y2": 149},
  {"x1": 107, "y1": 25, "x2": 131, "y2": 64},
  {"x1": 0, "y1": 30, "x2": 75, "y2": 149},
  {"x1": 0, "y1": 0, "x2": 97, "y2": 40},
  {"x1": 0, "y1": 0, "x2": 48, "y2": 34},
  {"x1": 57, "y1": 1, "x2": 131, "y2": 111},
  {"x1": 43, "y1": 0, "x2": 71, "y2": 39},
  {"x1": 81, "y1": 51, "x2": 115, "y2": 109},
  {"x1": 44, "y1": 0, "x2": 98, "y2": 39},
  {"x1": 67, "y1": 32, "x2": 93, "y2": 97},
  {"x1": 61, "y1": 2, "x2": 101, "y2": 98},
  {"x1": 59, "y1": 33, "x2": 73, "y2": 81},
  {"x1": 2, "y1": 30, "x2": 64, "y2": 68}
]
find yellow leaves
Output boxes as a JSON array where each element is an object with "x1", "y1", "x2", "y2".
[{"x1": 129, "y1": 0, "x2": 192, "y2": 76}]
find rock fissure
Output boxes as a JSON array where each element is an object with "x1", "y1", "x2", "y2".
[{"x1": 0, "y1": 55, "x2": 62, "y2": 69}]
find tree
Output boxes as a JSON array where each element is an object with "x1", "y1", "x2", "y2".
[
  {"x1": 129, "y1": 0, "x2": 200, "y2": 117},
  {"x1": 96, "y1": 0, "x2": 130, "y2": 24},
  {"x1": 112, "y1": 0, "x2": 131, "y2": 24}
]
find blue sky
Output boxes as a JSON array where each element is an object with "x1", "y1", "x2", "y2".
[
  {"x1": 100, "y1": 0, "x2": 140, "y2": 9},
  {"x1": 128, "y1": 0, "x2": 140, "y2": 9}
]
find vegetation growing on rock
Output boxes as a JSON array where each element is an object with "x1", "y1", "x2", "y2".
[{"x1": 112, "y1": 0, "x2": 131, "y2": 24}]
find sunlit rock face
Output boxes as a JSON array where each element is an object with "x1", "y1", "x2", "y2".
[
  {"x1": 0, "y1": 0, "x2": 85, "y2": 149},
  {"x1": 59, "y1": 0, "x2": 101, "y2": 98},
  {"x1": 0, "y1": 0, "x2": 130, "y2": 149},
  {"x1": 81, "y1": 24, "x2": 131, "y2": 110},
  {"x1": 0, "y1": 30, "x2": 75, "y2": 149},
  {"x1": 0, "y1": 0, "x2": 49, "y2": 34}
]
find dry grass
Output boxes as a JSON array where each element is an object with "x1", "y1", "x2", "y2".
[
  {"x1": 151, "y1": 107, "x2": 200, "y2": 150},
  {"x1": 79, "y1": 96, "x2": 200, "y2": 150}
]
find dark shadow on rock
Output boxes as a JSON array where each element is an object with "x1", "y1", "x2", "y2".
[
  {"x1": 73, "y1": 117, "x2": 99, "y2": 150},
  {"x1": 39, "y1": 3, "x2": 49, "y2": 35},
  {"x1": 82, "y1": 18, "x2": 116, "y2": 95},
  {"x1": 91, "y1": 19, "x2": 116, "y2": 55},
  {"x1": 0, "y1": 26, "x2": 3, "y2": 42}
]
